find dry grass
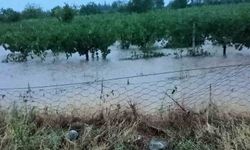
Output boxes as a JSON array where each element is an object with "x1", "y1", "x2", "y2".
[{"x1": 0, "y1": 102, "x2": 250, "y2": 150}]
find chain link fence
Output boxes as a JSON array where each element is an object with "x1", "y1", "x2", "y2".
[{"x1": 1, "y1": 63, "x2": 250, "y2": 114}]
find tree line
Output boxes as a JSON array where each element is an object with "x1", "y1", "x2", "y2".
[
  {"x1": 1, "y1": 0, "x2": 250, "y2": 23},
  {"x1": 0, "y1": 0, "x2": 163, "y2": 23},
  {"x1": 0, "y1": 3, "x2": 249, "y2": 62}
]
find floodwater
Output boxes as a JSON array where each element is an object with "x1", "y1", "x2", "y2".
[
  {"x1": 1, "y1": 41, "x2": 250, "y2": 112},
  {"x1": 1, "y1": 41, "x2": 250, "y2": 89}
]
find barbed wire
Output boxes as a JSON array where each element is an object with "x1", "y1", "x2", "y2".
[{"x1": 1, "y1": 63, "x2": 250, "y2": 114}]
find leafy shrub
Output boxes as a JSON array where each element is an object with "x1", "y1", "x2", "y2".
[
  {"x1": 22, "y1": 4, "x2": 45, "y2": 19},
  {"x1": 50, "y1": 4, "x2": 75, "y2": 22},
  {"x1": 80, "y1": 2, "x2": 101, "y2": 15},
  {"x1": 0, "y1": 8, "x2": 21, "y2": 22},
  {"x1": 61, "y1": 4, "x2": 75, "y2": 22}
]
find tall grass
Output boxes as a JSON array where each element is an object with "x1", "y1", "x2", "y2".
[{"x1": 0, "y1": 103, "x2": 250, "y2": 150}]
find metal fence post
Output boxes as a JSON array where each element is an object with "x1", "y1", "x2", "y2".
[
  {"x1": 101, "y1": 79, "x2": 104, "y2": 95},
  {"x1": 100, "y1": 79, "x2": 104, "y2": 102},
  {"x1": 209, "y1": 84, "x2": 212, "y2": 104}
]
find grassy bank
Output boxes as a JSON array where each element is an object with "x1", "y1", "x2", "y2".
[{"x1": 0, "y1": 103, "x2": 250, "y2": 150}]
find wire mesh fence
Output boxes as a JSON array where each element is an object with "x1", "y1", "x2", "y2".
[{"x1": 1, "y1": 63, "x2": 250, "y2": 114}]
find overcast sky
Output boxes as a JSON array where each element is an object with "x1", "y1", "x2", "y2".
[{"x1": 0, "y1": 0, "x2": 170, "y2": 11}]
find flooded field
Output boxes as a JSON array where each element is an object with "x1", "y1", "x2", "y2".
[
  {"x1": 1, "y1": 41, "x2": 250, "y2": 88},
  {"x1": 1, "y1": 42, "x2": 250, "y2": 112}
]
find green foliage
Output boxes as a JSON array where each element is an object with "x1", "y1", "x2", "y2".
[
  {"x1": 202, "y1": 0, "x2": 250, "y2": 5},
  {"x1": 80, "y1": 2, "x2": 101, "y2": 15},
  {"x1": 51, "y1": 6, "x2": 62, "y2": 18},
  {"x1": 61, "y1": 4, "x2": 75, "y2": 22},
  {"x1": 168, "y1": 0, "x2": 188, "y2": 9},
  {"x1": 111, "y1": 1, "x2": 129, "y2": 12},
  {"x1": 154, "y1": 0, "x2": 165, "y2": 8},
  {"x1": 127, "y1": 0, "x2": 154, "y2": 13},
  {"x1": 50, "y1": 4, "x2": 75, "y2": 22},
  {"x1": 0, "y1": 8, "x2": 21, "y2": 22},
  {"x1": 144, "y1": 0, "x2": 155, "y2": 11},
  {"x1": 22, "y1": 4, "x2": 45, "y2": 19},
  {"x1": 0, "y1": 4, "x2": 250, "y2": 61}
]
